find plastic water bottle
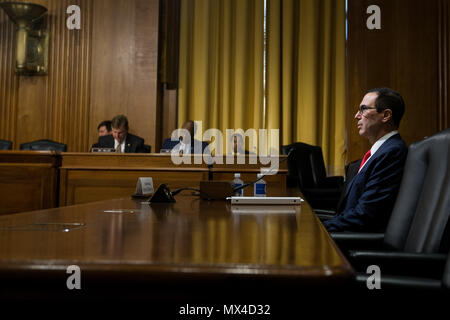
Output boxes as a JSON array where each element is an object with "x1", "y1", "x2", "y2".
[
  {"x1": 232, "y1": 173, "x2": 244, "y2": 196},
  {"x1": 254, "y1": 173, "x2": 266, "y2": 197}
]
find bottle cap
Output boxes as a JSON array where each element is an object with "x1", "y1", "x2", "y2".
[{"x1": 234, "y1": 173, "x2": 240, "y2": 178}]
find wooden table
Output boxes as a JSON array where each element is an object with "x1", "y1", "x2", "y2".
[
  {"x1": 0, "y1": 151, "x2": 61, "y2": 215},
  {"x1": 0, "y1": 194, "x2": 354, "y2": 305}
]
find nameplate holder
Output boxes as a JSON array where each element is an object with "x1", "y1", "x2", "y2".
[
  {"x1": 132, "y1": 177, "x2": 154, "y2": 199},
  {"x1": 91, "y1": 147, "x2": 115, "y2": 153}
]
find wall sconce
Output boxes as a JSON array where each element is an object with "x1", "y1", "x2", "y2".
[{"x1": 0, "y1": 1, "x2": 49, "y2": 75}]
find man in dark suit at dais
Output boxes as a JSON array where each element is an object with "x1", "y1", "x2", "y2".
[
  {"x1": 95, "y1": 115, "x2": 146, "y2": 153},
  {"x1": 161, "y1": 120, "x2": 209, "y2": 154},
  {"x1": 323, "y1": 88, "x2": 408, "y2": 232}
]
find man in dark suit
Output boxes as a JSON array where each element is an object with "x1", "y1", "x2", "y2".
[
  {"x1": 323, "y1": 88, "x2": 408, "y2": 232},
  {"x1": 229, "y1": 133, "x2": 253, "y2": 155},
  {"x1": 97, "y1": 120, "x2": 112, "y2": 137},
  {"x1": 161, "y1": 120, "x2": 209, "y2": 154},
  {"x1": 95, "y1": 115, "x2": 146, "y2": 153}
]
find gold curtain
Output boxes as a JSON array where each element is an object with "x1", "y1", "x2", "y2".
[
  {"x1": 178, "y1": 0, "x2": 346, "y2": 174},
  {"x1": 178, "y1": 0, "x2": 265, "y2": 136},
  {"x1": 266, "y1": 0, "x2": 346, "y2": 175}
]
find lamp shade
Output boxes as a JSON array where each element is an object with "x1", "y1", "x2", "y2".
[{"x1": 0, "y1": 2, "x2": 47, "y2": 26}]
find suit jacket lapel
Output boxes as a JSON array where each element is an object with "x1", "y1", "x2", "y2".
[
  {"x1": 343, "y1": 134, "x2": 400, "y2": 198},
  {"x1": 125, "y1": 136, "x2": 132, "y2": 153}
]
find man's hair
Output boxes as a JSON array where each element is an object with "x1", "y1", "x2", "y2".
[
  {"x1": 97, "y1": 120, "x2": 112, "y2": 132},
  {"x1": 111, "y1": 115, "x2": 129, "y2": 130},
  {"x1": 367, "y1": 87, "x2": 405, "y2": 127}
]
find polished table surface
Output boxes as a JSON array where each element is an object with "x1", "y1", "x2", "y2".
[{"x1": 0, "y1": 193, "x2": 353, "y2": 302}]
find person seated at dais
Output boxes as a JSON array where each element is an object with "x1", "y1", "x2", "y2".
[
  {"x1": 161, "y1": 120, "x2": 209, "y2": 154},
  {"x1": 97, "y1": 120, "x2": 112, "y2": 137},
  {"x1": 94, "y1": 115, "x2": 146, "y2": 153},
  {"x1": 228, "y1": 133, "x2": 253, "y2": 155}
]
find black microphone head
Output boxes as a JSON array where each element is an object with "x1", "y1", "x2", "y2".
[{"x1": 149, "y1": 184, "x2": 176, "y2": 203}]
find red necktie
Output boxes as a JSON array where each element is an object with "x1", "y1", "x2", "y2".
[{"x1": 358, "y1": 150, "x2": 371, "y2": 172}]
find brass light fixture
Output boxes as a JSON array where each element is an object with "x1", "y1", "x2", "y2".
[{"x1": 0, "y1": 1, "x2": 49, "y2": 75}]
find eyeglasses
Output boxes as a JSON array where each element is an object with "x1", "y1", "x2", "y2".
[{"x1": 357, "y1": 105, "x2": 378, "y2": 115}]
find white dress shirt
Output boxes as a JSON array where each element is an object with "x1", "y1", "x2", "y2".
[
  {"x1": 175, "y1": 141, "x2": 191, "y2": 154},
  {"x1": 114, "y1": 137, "x2": 126, "y2": 153}
]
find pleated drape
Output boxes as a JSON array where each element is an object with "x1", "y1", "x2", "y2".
[{"x1": 178, "y1": 0, "x2": 346, "y2": 174}]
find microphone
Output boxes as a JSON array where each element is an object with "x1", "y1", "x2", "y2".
[{"x1": 232, "y1": 148, "x2": 294, "y2": 193}]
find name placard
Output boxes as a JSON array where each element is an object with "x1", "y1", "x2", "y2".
[{"x1": 134, "y1": 177, "x2": 154, "y2": 196}]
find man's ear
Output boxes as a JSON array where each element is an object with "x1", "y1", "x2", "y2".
[{"x1": 382, "y1": 109, "x2": 393, "y2": 123}]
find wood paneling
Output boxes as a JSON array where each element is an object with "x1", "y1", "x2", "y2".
[
  {"x1": 438, "y1": 0, "x2": 450, "y2": 130},
  {"x1": 59, "y1": 153, "x2": 288, "y2": 206},
  {"x1": 89, "y1": 0, "x2": 160, "y2": 151},
  {"x1": 159, "y1": 0, "x2": 181, "y2": 152},
  {"x1": 0, "y1": 151, "x2": 60, "y2": 215},
  {"x1": 0, "y1": 2, "x2": 18, "y2": 147},
  {"x1": 211, "y1": 155, "x2": 288, "y2": 196},
  {"x1": 0, "y1": 0, "x2": 161, "y2": 152},
  {"x1": 59, "y1": 153, "x2": 211, "y2": 206},
  {"x1": 347, "y1": 0, "x2": 449, "y2": 161}
]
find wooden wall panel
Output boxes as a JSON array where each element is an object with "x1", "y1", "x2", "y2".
[
  {"x1": 0, "y1": 0, "x2": 93, "y2": 151},
  {"x1": 89, "y1": 0, "x2": 160, "y2": 151},
  {"x1": 160, "y1": 0, "x2": 181, "y2": 151},
  {"x1": 0, "y1": 151, "x2": 60, "y2": 215},
  {"x1": 44, "y1": 0, "x2": 92, "y2": 152},
  {"x1": 0, "y1": 4, "x2": 18, "y2": 146},
  {"x1": 438, "y1": 0, "x2": 450, "y2": 130},
  {"x1": 347, "y1": 0, "x2": 449, "y2": 162},
  {"x1": 0, "y1": 0, "x2": 161, "y2": 152}
]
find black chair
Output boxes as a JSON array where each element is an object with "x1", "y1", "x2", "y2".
[
  {"x1": 315, "y1": 158, "x2": 361, "y2": 220},
  {"x1": 332, "y1": 129, "x2": 450, "y2": 286},
  {"x1": 0, "y1": 139, "x2": 12, "y2": 150},
  {"x1": 20, "y1": 139, "x2": 67, "y2": 152},
  {"x1": 282, "y1": 142, "x2": 344, "y2": 210},
  {"x1": 354, "y1": 249, "x2": 450, "y2": 291},
  {"x1": 143, "y1": 144, "x2": 151, "y2": 153}
]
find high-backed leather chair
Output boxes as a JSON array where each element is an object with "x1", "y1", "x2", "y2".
[
  {"x1": 354, "y1": 247, "x2": 450, "y2": 291},
  {"x1": 282, "y1": 142, "x2": 344, "y2": 210},
  {"x1": 333, "y1": 129, "x2": 450, "y2": 285},
  {"x1": 383, "y1": 129, "x2": 450, "y2": 253},
  {"x1": 356, "y1": 244, "x2": 450, "y2": 294},
  {"x1": 281, "y1": 144, "x2": 302, "y2": 188},
  {"x1": 20, "y1": 139, "x2": 67, "y2": 152},
  {"x1": 315, "y1": 159, "x2": 361, "y2": 219},
  {"x1": 0, "y1": 139, "x2": 12, "y2": 150}
]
